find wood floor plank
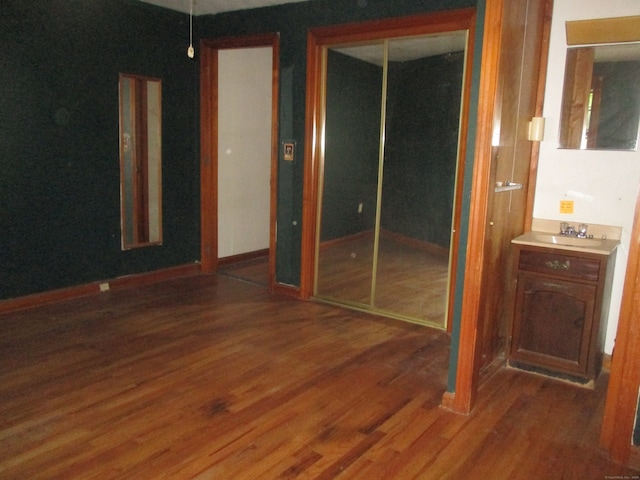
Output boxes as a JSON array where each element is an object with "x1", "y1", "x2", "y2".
[{"x1": 0, "y1": 274, "x2": 637, "y2": 479}]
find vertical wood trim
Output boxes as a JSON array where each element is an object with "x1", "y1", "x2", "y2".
[
  {"x1": 300, "y1": 29, "x2": 322, "y2": 299},
  {"x1": 269, "y1": 35, "x2": 281, "y2": 293},
  {"x1": 200, "y1": 42, "x2": 218, "y2": 273},
  {"x1": 447, "y1": 0, "x2": 505, "y2": 414},
  {"x1": 558, "y1": 48, "x2": 594, "y2": 149},
  {"x1": 601, "y1": 193, "x2": 640, "y2": 465},
  {"x1": 524, "y1": 0, "x2": 554, "y2": 230},
  {"x1": 446, "y1": 14, "x2": 477, "y2": 333}
]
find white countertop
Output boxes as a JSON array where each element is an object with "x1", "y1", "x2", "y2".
[{"x1": 512, "y1": 230, "x2": 620, "y2": 255}]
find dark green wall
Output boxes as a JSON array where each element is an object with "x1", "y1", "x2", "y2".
[
  {"x1": 382, "y1": 52, "x2": 464, "y2": 248},
  {"x1": 592, "y1": 60, "x2": 640, "y2": 150},
  {"x1": 1, "y1": 0, "x2": 199, "y2": 299},
  {"x1": 1, "y1": 0, "x2": 477, "y2": 303},
  {"x1": 321, "y1": 50, "x2": 381, "y2": 242}
]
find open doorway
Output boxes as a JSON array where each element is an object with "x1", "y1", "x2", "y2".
[{"x1": 199, "y1": 34, "x2": 280, "y2": 290}]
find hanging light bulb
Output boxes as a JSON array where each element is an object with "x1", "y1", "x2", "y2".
[{"x1": 187, "y1": 0, "x2": 195, "y2": 58}]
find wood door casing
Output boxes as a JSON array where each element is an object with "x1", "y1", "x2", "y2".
[
  {"x1": 601, "y1": 182, "x2": 640, "y2": 467},
  {"x1": 199, "y1": 34, "x2": 280, "y2": 292}
]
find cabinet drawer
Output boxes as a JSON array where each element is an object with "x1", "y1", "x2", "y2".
[{"x1": 518, "y1": 249, "x2": 601, "y2": 282}]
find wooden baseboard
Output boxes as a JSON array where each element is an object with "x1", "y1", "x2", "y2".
[
  {"x1": 440, "y1": 390, "x2": 472, "y2": 415},
  {"x1": 108, "y1": 263, "x2": 201, "y2": 289},
  {"x1": 0, "y1": 263, "x2": 201, "y2": 314},
  {"x1": 440, "y1": 391, "x2": 457, "y2": 411},
  {"x1": 602, "y1": 353, "x2": 612, "y2": 373},
  {"x1": 218, "y1": 249, "x2": 269, "y2": 267}
]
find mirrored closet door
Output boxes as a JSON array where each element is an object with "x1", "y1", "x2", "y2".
[{"x1": 314, "y1": 31, "x2": 469, "y2": 329}]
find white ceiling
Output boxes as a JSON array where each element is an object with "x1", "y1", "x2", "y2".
[
  {"x1": 334, "y1": 33, "x2": 468, "y2": 65},
  {"x1": 138, "y1": 0, "x2": 310, "y2": 15}
]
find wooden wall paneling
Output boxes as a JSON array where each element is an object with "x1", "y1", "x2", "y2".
[
  {"x1": 479, "y1": 0, "x2": 550, "y2": 373},
  {"x1": 446, "y1": 0, "x2": 552, "y2": 414}
]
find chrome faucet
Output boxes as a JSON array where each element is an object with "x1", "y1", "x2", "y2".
[
  {"x1": 577, "y1": 223, "x2": 588, "y2": 238},
  {"x1": 560, "y1": 222, "x2": 588, "y2": 238}
]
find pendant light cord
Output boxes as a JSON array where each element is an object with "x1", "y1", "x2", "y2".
[{"x1": 188, "y1": 0, "x2": 195, "y2": 58}]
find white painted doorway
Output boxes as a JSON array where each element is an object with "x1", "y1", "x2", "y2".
[{"x1": 217, "y1": 47, "x2": 273, "y2": 259}]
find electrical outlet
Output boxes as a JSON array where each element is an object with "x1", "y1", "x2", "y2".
[{"x1": 358, "y1": 202, "x2": 363, "y2": 214}]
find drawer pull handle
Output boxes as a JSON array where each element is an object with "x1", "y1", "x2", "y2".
[{"x1": 545, "y1": 260, "x2": 570, "y2": 270}]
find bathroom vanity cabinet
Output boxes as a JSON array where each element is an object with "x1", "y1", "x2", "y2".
[{"x1": 508, "y1": 241, "x2": 617, "y2": 383}]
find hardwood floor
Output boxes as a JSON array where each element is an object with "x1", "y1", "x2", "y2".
[{"x1": 0, "y1": 274, "x2": 636, "y2": 479}]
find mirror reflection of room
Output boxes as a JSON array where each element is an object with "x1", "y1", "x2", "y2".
[
  {"x1": 119, "y1": 73, "x2": 163, "y2": 249},
  {"x1": 559, "y1": 42, "x2": 640, "y2": 151},
  {"x1": 315, "y1": 32, "x2": 467, "y2": 329}
]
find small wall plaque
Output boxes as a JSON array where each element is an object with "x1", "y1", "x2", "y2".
[{"x1": 283, "y1": 141, "x2": 295, "y2": 161}]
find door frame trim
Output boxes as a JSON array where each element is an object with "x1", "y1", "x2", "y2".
[{"x1": 199, "y1": 33, "x2": 280, "y2": 292}]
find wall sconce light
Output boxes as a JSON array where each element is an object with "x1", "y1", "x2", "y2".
[{"x1": 528, "y1": 116, "x2": 545, "y2": 142}]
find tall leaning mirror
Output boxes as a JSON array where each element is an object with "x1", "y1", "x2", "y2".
[{"x1": 119, "y1": 73, "x2": 163, "y2": 249}]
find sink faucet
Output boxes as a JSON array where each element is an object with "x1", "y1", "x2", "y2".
[
  {"x1": 577, "y1": 223, "x2": 588, "y2": 238},
  {"x1": 560, "y1": 222, "x2": 588, "y2": 238}
]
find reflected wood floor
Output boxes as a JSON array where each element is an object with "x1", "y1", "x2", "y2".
[
  {"x1": 316, "y1": 232, "x2": 449, "y2": 328},
  {"x1": 0, "y1": 274, "x2": 636, "y2": 479}
]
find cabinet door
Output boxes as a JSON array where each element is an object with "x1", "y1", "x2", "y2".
[{"x1": 510, "y1": 272, "x2": 596, "y2": 377}]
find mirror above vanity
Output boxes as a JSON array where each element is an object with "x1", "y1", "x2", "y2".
[{"x1": 558, "y1": 15, "x2": 640, "y2": 151}]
